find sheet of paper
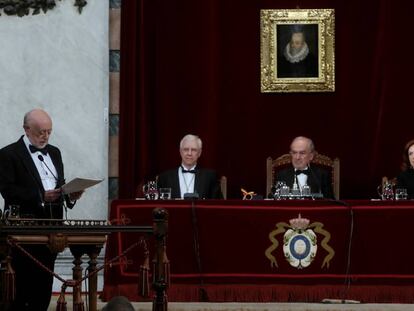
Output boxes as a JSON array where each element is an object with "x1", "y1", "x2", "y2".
[{"x1": 61, "y1": 178, "x2": 103, "y2": 194}]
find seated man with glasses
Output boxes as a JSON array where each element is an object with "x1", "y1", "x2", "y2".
[
  {"x1": 157, "y1": 134, "x2": 222, "y2": 199},
  {"x1": 275, "y1": 136, "x2": 334, "y2": 199}
]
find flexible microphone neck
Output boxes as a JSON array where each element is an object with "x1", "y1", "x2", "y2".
[{"x1": 38, "y1": 154, "x2": 58, "y2": 182}]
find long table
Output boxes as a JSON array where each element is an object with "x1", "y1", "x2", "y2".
[{"x1": 102, "y1": 199, "x2": 414, "y2": 303}]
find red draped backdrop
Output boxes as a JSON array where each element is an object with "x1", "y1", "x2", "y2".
[{"x1": 118, "y1": 0, "x2": 414, "y2": 200}]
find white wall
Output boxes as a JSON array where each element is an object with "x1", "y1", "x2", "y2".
[
  {"x1": 0, "y1": 0, "x2": 109, "y2": 220},
  {"x1": 0, "y1": 1, "x2": 109, "y2": 292}
]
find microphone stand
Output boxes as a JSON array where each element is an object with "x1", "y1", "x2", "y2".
[
  {"x1": 190, "y1": 199, "x2": 208, "y2": 301},
  {"x1": 321, "y1": 199, "x2": 357, "y2": 304}
]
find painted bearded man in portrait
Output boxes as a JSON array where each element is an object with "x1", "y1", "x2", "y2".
[{"x1": 277, "y1": 26, "x2": 318, "y2": 78}]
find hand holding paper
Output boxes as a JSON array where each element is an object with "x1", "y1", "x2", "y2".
[
  {"x1": 69, "y1": 190, "x2": 84, "y2": 201},
  {"x1": 61, "y1": 178, "x2": 103, "y2": 195}
]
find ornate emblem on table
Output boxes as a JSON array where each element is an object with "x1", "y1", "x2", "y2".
[{"x1": 265, "y1": 214, "x2": 334, "y2": 269}]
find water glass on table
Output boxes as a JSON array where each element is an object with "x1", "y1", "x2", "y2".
[
  {"x1": 159, "y1": 188, "x2": 172, "y2": 200},
  {"x1": 395, "y1": 188, "x2": 408, "y2": 200},
  {"x1": 301, "y1": 185, "x2": 311, "y2": 197}
]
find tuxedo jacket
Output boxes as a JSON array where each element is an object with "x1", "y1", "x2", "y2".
[
  {"x1": 275, "y1": 165, "x2": 334, "y2": 199},
  {"x1": 157, "y1": 166, "x2": 223, "y2": 199},
  {"x1": 0, "y1": 136, "x2": 73, "y2": 219},
  {"x1": 397, "y1": 169, "x2": 414, "y2": 199}
]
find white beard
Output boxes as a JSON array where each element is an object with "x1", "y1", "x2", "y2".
[{"x1": 283, "y1": 42, "x2": 310, "y2": 64}]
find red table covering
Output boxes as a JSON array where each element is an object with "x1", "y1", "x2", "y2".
[{"x1": 102, "y1": 199, "x2": 414, "y2": 303}]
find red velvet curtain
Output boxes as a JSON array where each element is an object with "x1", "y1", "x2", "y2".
[{"x1": 119, "y1": 0, "x2": 414, "y2": 199}]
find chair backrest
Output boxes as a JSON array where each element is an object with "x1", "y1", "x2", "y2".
[
  {"x1": 266, "y1": 152, "x2": 340, "y2": 199},
  {"x1": 220, "y1": 176, "x2": 227, "y2": 199}
]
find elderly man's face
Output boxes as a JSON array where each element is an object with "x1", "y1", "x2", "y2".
[
  {"x1": 24, "y1": 112, "x2": 52, "y2": 148},
  {"x1": 290, "y1": 138, "x2": 314, "y2": 170},
  {"x1": 180, "y1": 139, "x2": 201, "y2": 169}
]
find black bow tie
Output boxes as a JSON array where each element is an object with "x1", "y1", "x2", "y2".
[
  {"x1": 29, "y1": 145, "x2": 48, "y2": 155},
  {"x1": 181, "y1": 167, "x2": 196, "y2": 174},
  {"x1": 295, "y1": 169, "x2": 309, "y2": 176}
]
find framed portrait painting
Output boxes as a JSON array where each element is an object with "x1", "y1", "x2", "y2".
[{"x1": 260, "y1": 9, "x2": 335, "y2": 93}]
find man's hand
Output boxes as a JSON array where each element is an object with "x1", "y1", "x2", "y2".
[
  {"x1": 69, "y1": 190, "x2": 84, "y2": 201},
  {"x1": 44, "y1": 189, "x2": 62, "y2": 202}
]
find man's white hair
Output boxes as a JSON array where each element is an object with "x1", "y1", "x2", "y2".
[{"x1": 180, "y1": 134, "x2": 202, "y2": 149}]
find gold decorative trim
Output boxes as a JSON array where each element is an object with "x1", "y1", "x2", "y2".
[
  {"x1": 0, "y1": 0, "x2": 87, "y2": 17},
  {"x1": 264, "y1": 222, "x2": 289, "y2": 268},
  {"x1": 260, "y1": 9, "x2": 335, "y2": 93},
  {"x1": 308, "y1": 221, "x2": 335, "y2": 268}
]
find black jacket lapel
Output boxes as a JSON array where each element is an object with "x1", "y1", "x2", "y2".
[{"x1": 16, "y1": 137, "x2": 44, "y2": 192}]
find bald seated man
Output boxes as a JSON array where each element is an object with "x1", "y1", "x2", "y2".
[
  {"x1": 275, "y1": 136, "x2": 334, "y2": 199},
  {"x1": 0, "y1": 108, "x2": 83, "y2": 311},
  {"x1": 157, "y1": 134, "x2": 223, "y2": 199}
]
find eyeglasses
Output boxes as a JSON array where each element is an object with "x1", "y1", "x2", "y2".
[
  {"x1": 181, "y1": 147, "x2": 200, "y2": 153},
  {"x1": 290, "y1": 150, "x2": 310, "y2": 157}
]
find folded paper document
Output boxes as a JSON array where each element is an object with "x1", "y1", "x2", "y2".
[{"x1": 61, "y1": 178, "x2": 103, "y2": 194}]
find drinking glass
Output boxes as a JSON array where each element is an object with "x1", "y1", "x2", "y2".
[
  {"x1": 379, "y1": 182, "x2": 394, "y2": 200},
  {"x1": 301, "y1": 185, "x2": 311, "y2": 197},
  {"x1": 280, "y1": 185, "x2": 290, "y2": 198},
  {"x1": 143, "y1": 181, "x2": 159, "y2": 200},
  {"x1": 273, "y1": 181, "x2": 286, "y2": 199},
  {"x1": 159, "y1": 188, "x2": 172, "y2": 200},
  {"x1": 6, "y1": 205, "x2": 20, "y2": 219},
  {"x1": 395, "y1": 188, "x2": 408, "y2": 201},
  {"x1": 291, "y1": 187, "x2": 301, "y2": 197}
]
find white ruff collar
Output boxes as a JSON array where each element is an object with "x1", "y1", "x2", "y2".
[{"x1": 283, "y1": 43, "x2": 310, "y2": 63}]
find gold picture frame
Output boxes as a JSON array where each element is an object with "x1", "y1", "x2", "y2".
[{"x1": 260, "y1": 9, "x2": 335, "y2": 93}]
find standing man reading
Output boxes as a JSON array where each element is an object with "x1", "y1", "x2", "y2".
[
  {"x1": 157, "y1": 134, "x2": 222, "y2": 199},
  {"x1": 0, "y1": 108, "x2": 83, "y2": 311}
]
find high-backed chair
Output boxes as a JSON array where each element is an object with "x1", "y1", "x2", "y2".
[{"x1": 266, "y1": 153, "x2": 340, "y2": 199}]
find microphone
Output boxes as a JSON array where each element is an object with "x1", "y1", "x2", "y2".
[
  {"x1": 38, "y1": 154, "x2": 58, "y2": 182},
  {"x1": 38, "y1": 154, "x2": 67, "y2": 219},
  {"x1": 184, "y1": 192, "x2": 200, "y2": 200}
]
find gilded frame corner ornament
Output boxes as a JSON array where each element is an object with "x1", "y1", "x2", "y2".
[{"x1": 260, "y1": 9, "x2": 335, "y2": 93}]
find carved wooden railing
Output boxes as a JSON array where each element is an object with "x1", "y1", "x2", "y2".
[{"x1": 0, "y1": 207, "x2": 168, "y2": 311}]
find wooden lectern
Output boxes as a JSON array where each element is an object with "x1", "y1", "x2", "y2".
[{"x1": 0, "y1": 207, "x2": 168, "y2": 311}]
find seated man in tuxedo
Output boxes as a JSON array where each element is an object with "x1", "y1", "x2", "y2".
[
  {"x1": 157, "y1": 134, "x2": 222, "y2": 199},
  {"x1": 275, "y1": 136, "x2": 334, "y2": 199}
]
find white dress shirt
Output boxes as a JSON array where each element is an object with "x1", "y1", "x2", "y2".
[
  {"x1": 295, "y1": 168, "x2": 309, "y2": 190},
  {"x1": 23, "y1": 135, "x2": 57, "y2": 191},
  {"x1": 178, "y1": 165, "x2": 196, "y2": 198}
]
